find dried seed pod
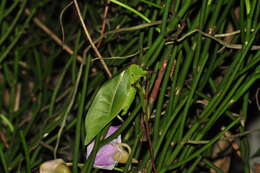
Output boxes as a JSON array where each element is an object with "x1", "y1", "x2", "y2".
[
  {"x1": 40, "y1": 159, "x2": 71, "y2": 173},
  {"x1": 54, "y1": 164, "x2": 71, "y2": 173},
  {"x1": 113, "y1": 149, "x2": 129, "y2": 163},
  {"x1": 113, "y1": 143, "x2": 131, "y2": 163}
]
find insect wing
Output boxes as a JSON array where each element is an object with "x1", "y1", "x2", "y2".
[{"x1": 84, "y1": 71, "x2": 130, "y2": 145}]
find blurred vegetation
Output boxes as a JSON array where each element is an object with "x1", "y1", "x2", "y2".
[{"x1": 0, "y1": 0, "x2": 259, "y2": 173}]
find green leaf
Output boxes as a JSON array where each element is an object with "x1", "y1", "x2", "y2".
[
  {"x1": 84, "y1": 72, "x2": 127, "y2": 145},
  {"x1": 84, "y1": 71, "x2": 128, "y2": 145},
  {"x1": 0, "y1": 114, "x2": 14, "y2": 132},
  {"x1": 245, "y1": 0, "x2": 251, "y2": 15},
  {"x1": 84, "y1": 65, "x2": 146, "y2": 145}
]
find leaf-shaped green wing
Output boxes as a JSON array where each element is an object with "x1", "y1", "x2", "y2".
[{"x1": 84, "y1": 71, "x2": 130, "y2": 145}]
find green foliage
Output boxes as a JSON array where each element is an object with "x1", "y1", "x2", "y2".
[
  {"x1": 0, "y1": 0, "x2": 260, "y2": 173},
  {"x1": 84, "y1": 65, "x2": 146, "y2": 145}
]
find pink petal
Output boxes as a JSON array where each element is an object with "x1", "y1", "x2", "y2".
[
  {"x1": 94, "y1": 143, "x2": 118, "y2": 167},
  {"x1": 86, "y1": 126, "x2": 121, "y2": 170},
  {"x1": 105, "y1": 126, "x2": 120, "y2": 138}
]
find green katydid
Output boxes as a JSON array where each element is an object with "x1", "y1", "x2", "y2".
[{"x1": 84, "y1": 64, "x2": 147, "y2": 145}]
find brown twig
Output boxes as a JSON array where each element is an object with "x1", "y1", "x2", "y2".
[
  {"x1": 91, "y1": 26, "x2": 257, "y2": 63},
  {"x1": 84, "y1": 21, "x2": 162, "y2": 55},
  {"x1": 14, "y1": 83, "x2": 21, "y2": 112},
  {"x1": 170, "y1": 29, "x2": 260, "y2": 50},
  {"x1": 91, "y1": 47, "x2": 149, "y2": 62},
  {"x1": 53, "y1": 53, "x2": 85, "y2": 158},
  {"x1": 96, "y1": 0, "x2": 111, "y2": 48},
  {"x1": 26, "y1": 6, "x2": 160, "y2": 66},
  {"x1": 59, "y1": 1, "x2": 74, "y2": 45},
  {"x1": 214, "y1": 29, "x2": 255, "y2": 38},
  {"x1": 141, "y1": 115, "x2": 158, "y2": 173},
  {"x1": 169, "y1": 59, "x2": 176, "y2": 80},
  {"x1": 72, "y1": 0, "x2": 112, "y2": 77},
  {"x1": 24, "y1": 9, "x2": 84, "y2": 63},
  {"x1": 256, "y1": 88, "x2": 260, "y2": 111},
  {"x1": 214, "y1": 30, "x2": 241, "y2": 38},
  {"x1": 106, "y1": 21, "x2": 162, "y2": 34},
  {"x1": 0, "y1": 131, "x2": 9, "y2": 148},
  {"x1": 149, "y1": 60, "x2": 168, "y2": 105},
  {"x1": 140, "y1": 79, "x2": 158, "y2": 173}
]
